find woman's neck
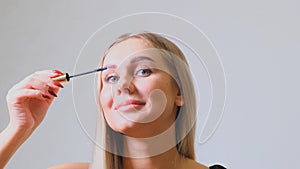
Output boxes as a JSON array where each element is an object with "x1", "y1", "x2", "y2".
[
  {"x1": 123, "y1": 146, "x2": 184, "y2": 169},
  {"x1": 122, "y1": 124, "x2": 185, "y2": 169}
]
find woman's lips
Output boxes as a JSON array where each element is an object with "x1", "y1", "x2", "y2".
[{"x1": 114, "y1": 100, "x2": 146, "y2": 111}]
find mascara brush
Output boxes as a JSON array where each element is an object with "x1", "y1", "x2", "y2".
[{"x1": 52, "y1": 67, "x2": 108, "y2": 82}]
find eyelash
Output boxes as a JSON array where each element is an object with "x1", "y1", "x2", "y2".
[
  {"x1": 105, "y1": 68, "x2": 153, "y2": 84},
  {"x1": 105, "y1": 75, "x2": 119, "y2": 84},
  {"x1": 135, "y1": 68, "x2": 152, "y2": 77}
]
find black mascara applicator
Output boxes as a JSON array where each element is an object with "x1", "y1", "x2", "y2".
[{"x1": 52, "y1": 67, "x2": 108, "y2": 82}]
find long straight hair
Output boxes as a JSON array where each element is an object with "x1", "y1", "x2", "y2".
[{"x1": 90, "y1": 32, "x2": 197, "y2": 169}]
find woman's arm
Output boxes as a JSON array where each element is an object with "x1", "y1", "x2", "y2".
[
  {"x1": 0, "y1": 70, "x2": 64, "y2": 168},
  {"x1": 0, "y1": 124, "x2": 33, "y2": 168},
  {"x1": 48, "y1": 162, "x2": 89, "y2": 169}
]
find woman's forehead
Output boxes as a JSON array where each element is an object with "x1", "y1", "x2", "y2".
[
  {"x1": 103, "y1": 38, "x2": 151, "y2": 64},
  {"x1": 102, "y1": 38, "x2": 178, "y2": 73},
  {"x1": 103, "y1": 52, "x2": 169, "y2": 73}
]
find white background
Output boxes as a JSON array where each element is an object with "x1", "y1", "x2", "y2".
[{"x1": 0, "y1": 0, "x2": 299, "y2": 169}]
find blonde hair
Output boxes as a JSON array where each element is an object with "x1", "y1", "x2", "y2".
[{"x1": 91, "y1": 32, "x2": 197, "y2": 169}]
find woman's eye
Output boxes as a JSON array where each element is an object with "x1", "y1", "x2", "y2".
[
  {"x1": 135, "y1": 68, "x2": 152, "y2": 77},
  {"x1": 106, "y1": 75, "x2": 119, "y2": 83}
]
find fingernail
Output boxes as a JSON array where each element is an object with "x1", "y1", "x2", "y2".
[
  {"x1": 50, "y1": 74, "x2": 60, "y2": 78},
  {"x1": 53, "y1": 81, "x2": 64, "y2": 88},
  {"x1": 52, "y1": 70, "x2": 64, "y2": 75},
  {"x1": 51, "y1": 70, "x2": 64, "y2": 78},
  {"x1": 42, "y1": 94, "x2": 51, "y2": 99},
  {"x1": 48, "y1": 89, "x2": 57, "y2": 97}
]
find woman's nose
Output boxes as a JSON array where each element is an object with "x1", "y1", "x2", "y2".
[{"x1": 115, "y1": 77, "x2": 134, "y2": 95}]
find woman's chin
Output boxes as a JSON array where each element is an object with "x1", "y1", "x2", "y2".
[{"x1": 110, "y1": 121, "x2": 152, "y2": 138}]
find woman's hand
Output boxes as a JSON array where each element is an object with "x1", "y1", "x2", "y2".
[
  {"x1": 6, "y1": 70, "x2": 64, "y2": 132},
  {"x1": 0, "y1": 70, "x2": 64, "y2": 168}
]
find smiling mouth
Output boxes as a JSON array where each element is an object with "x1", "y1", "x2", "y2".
[{"x1": 114, "y1": 100, "x2": 146, "y2": 111}]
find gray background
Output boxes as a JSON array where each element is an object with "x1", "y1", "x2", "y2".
[{"x1": 0, "y1": 0, "x2": 299, "y2": 169}]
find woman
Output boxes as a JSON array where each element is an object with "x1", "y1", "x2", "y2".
[{"x1": 0, "y1": 32, "x2": 225, "y2": 169}]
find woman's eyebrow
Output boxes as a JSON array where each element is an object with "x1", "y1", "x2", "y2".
[
  {"x1": 103, "y1": 56, "x2": 155, "y2": 71},
  {"x1": 130, "y1": 56, "x2": 155, "y2": 64},
  {"x1": 104, "y1": 64, "x2": 117, "y2": 70}
]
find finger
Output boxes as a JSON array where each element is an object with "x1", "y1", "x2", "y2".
[
  {"x1": 9, "y1": 71, "x2": 64, "y2": 102},
  {"x1": 13, "y1": 70, "x2": 60, "y2": 90},
  {"x1": 19, "y1": 72, "x2": 62, "y2": 91},
  {"x1": 34, "y1": 70, "x2": 64, "y2": 78},
  {"x1": 52, "y1": 80, "x2": 64, "y2": 88},
  {"x1": 33, "y1": 70, "x2": 65, "y2": 89},
  {"x1": 48, "y1": 88, "x2": 57, "y2": 97},
  {"x1": 50, "y1": 70, "x2": 64, "y2": 78},
  {"x1": 7, "y1": 88, "x2": 53, "y2": 104}
]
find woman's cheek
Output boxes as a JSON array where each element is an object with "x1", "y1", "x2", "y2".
[{"x1": 100, "y1": 86, "x2": 114, "y2": 111}]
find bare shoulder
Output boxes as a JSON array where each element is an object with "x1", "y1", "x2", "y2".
[
  {"x1": 48, "y1": 162, "x2": 89, "y2": 169},
  {"x1": 184, "y1": 158, "x2": 209, "y2": 169}
]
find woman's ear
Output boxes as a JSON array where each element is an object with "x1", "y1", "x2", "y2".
[{"x1": 175, "y1": 90, "x2": 184, "y2": 106}]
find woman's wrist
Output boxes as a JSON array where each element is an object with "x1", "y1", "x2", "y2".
[
  {"x1": 6, "y1": 121, "x2": 35, "y2": 141},
  {"x1": 0, "y1": 122, "x2": 34, "y2": 168}
]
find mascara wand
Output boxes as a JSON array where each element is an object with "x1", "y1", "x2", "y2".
[{"x1": 52, "y1": 67, "x2": 108, "y2": 82}]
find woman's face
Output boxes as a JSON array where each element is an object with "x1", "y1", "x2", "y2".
[{"x1": 100, "y1": 38, "x2": 182, "y2": 138}]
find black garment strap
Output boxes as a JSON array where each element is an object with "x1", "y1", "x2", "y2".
[{"x1": 209, "y1": 164, "x2": 226, "y2": 169}]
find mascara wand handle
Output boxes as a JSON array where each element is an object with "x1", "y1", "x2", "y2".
[
  {"x1": 52, "y1": 73, "x2": 70, "y2": 82},
  {"x1": 51, "y1": 67, "x2": 107, "y2": 82}
]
